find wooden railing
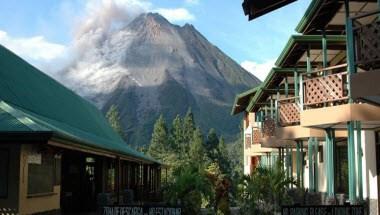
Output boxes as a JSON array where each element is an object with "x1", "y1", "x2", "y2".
[
  {"x1": 263, "y1": 117, "x2": 276, "y2": 137},
  {"x1": 278, "y1": 97, "x2": 300, "y2": 126},
  {"x1": 302, "y1": 64, "x2": 349, "y2": 107},
  {"x1": 245, "y1": 133, "x2": 252, "y2": 149},
  {"x1": 253, "y1": 129, "x2": 262, "y2": 144}
]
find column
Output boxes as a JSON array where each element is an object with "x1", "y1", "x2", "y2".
[
  {"x1": 326, "y1": 129, "x2": 335, "y2": 201},
  {"x1": 296, "y1": 141, "x2": 301, "y2": 187},
  {"x1": 355, "y1": 121, "x2": 363, "y2": 201},
  {"x1": 313, "y1": 137, "x2": 319, "y2": 192},
  {"x1": 308, "y1": 138, "x2": 314, "y2": 192},
  {"x1": 347, "y1": 121, "x2": 357, "y2": 203},
  {"x1": 344, "y1": 0, "x2": 357, "y2": 103}
]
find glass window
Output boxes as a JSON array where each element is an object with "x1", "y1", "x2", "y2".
[
  {"x1": 0, "y1": 149, "x2": 9, "y2": 198},
  {"x1": 28, "y1": 152, "x2": 54, "y2": 195}
]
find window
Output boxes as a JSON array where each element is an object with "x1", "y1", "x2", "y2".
[
  {"x1": 27, "y1": 152, "x2": 54, "y2": 195},
  {"x1": 0, "y1": 149, "x2": 9, "y2": 198}
]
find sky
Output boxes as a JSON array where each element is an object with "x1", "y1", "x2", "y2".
[{"x1": 0, "y1": 0, "x2": 310, "y2": 81}]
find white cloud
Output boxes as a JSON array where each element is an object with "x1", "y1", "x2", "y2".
[
  {"x1": 0, "y1": 30, "x2": 66, "y2": 61},
  {"x1": 240, "y1": 59, "x2": 275, "y2": 81},
  {"x1": 154, "y1": 8, "x2": 195, "y2": 22},
  {"x1": 0, "y1": 0, "x2": 196, "y2": 73}
]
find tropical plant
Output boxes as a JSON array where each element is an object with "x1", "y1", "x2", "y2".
[
  {"x1": 163, "y1": 164, "x2": 212, "y2": 215},
  {"x1": 238, "y1": 161, "x2": 296, "y2": 214}
]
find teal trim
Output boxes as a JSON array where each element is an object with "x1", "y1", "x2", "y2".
[
  {"x1": 356, "y1": 121, "x2": 363, "y2": 201},
  {"x1": 347, "y1": 121, "x2": 357, "y2": 203}
]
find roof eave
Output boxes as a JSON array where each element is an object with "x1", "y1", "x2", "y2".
[{"x1": 295, "y1": 0, "x2": 323, "y2": 33}]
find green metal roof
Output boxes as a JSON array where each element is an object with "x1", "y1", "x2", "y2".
[
  {"x1": 231, "y1": 86, "x2": 260, "y2": 115},
  {"x1": 295, "y1": 0, "x2": 324, "y2": 33},
  {"x1": 245, "y1": 67, "x2": 306, "y2": 112},
  {"x1": 275, "y1": 35, "x2": 347, "y2": 67},
  {"x1": 0, "y1": 45, "x2": 159, "y2": 164}
]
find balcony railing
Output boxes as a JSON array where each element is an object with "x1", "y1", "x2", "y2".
[
  {"x1": 245, "y1": 133, "x2": 252, "y2": 149},
  {"x1": 353, "y1": 9, "x2": 380, "y2": 70},
  {"x1": 253, "y1": 129, "x2": 262, "y2": 144},
  {"x1": 263, "y1": 117, "x2": 276, "y2": 137},
  {"x1": 278, "y1": 97, "x2": 300, "y2": 126},
  {"x1": 302, "y1": 64, "x2": 349, "y2": 108}
]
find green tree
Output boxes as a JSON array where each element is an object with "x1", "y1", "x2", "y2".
[
  {"x1": 148, "y1": 115, "x2": 169, "y2": 161},
  {"x1": 217, "y1": 137, "x2": 231, "y2": 175},
  {"x1": 106, "y1": 105, "x2": 125, "y2": 138},
  {"x1": 170, "y1": 114, "x2": 183, "y2": 153},
  {"x1": 189, "y1": 127, "x2": 206, "y2": 167},
  {"x1": 183, "y1": 108, "x2": 195, "y2": 141},
  {"x1": 205, "y1": 129, "x2": 219, "y2": 162}
]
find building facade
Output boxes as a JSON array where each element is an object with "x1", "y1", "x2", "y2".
[
  {"x1": 0, "y1": 45, "x2": 162, "y2": 214},
  {"x1": 233, "y1": 0, "x2": 380, "y2": 213}
]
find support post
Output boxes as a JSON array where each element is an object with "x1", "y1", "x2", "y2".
[
  {"x1": 313, "y1": 137, "x2": 319, "y2": 192},
  {"x1": 356, "y1": 121, "x2": 363, "y2": 201},
  {"x1": 326, "y1": 129, "x2": 335, "y2": 199},
  {"x1": 285, "y1": 147, "x2": 289, "y2": 180},
  {"x1": 276, "y1": 91, "x2": 280, "y2": 124},
  {"x1": 294, "y1": 69, "x2": 299, "y2": 98},
  {"x1": 296, "y1": 141, "x2": 301, "y2": 187},
  {"x1": 308, "y1": 138, "x2": 314, "y2": 192},
  {"x1": 290, "y1": 147, "x2": 293, "y2": 188},
  {"x1": 301, "y1": 142, "x2": 304, "y2": 189},
  {"x1": 347, "y1": 121, "x2": 357, "y2": 204},
  {"x1": 285, "y1": 77, "x2": 289, "y2": 98},
  {"x1": 307, "y1": 46, "x2": 312, "y2": 75},
  {"x1": 299, "y1": 74, "x2": 304, "y2": 111},
  {"x1": 344, "y1": 0, "x2": 357, "y2": 103},
  {"x1": 270, "y1": 98, "x2": 274, "y2": 119},
  {"x1": 322, "y1": 30, "x2": 328, "y2": 75}
]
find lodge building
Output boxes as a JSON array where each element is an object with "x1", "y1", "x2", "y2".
[
  {"x1": 0, "y1": 45, "x2": 163, "y2": 214},
  {"x1": 233, "y1": 0, "x2": 380, "y2": 213}
]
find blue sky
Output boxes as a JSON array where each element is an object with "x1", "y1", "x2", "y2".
[{"x1": 0, "y1": 0, "x2": 310, "y2": 80}]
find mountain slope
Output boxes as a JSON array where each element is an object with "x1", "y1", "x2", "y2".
[{"x1": 60, "y1": 13, "x2": 260, "y2": 146}]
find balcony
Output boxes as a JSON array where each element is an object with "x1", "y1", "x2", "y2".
[
  {"x1": 278, "y1": 97, "x2": 300, "y2": 126},
  {"x1": 354, "y1": 10, "x2": 380, "y2": 70},
  {"x1": 302, "y1": 64, "x2": 348, "y2": 108}
]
